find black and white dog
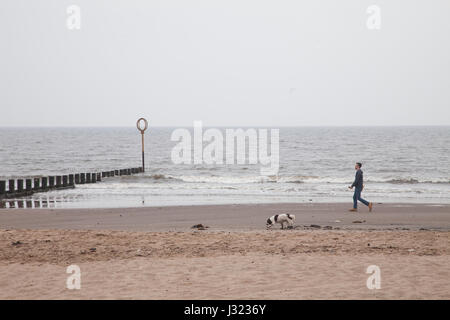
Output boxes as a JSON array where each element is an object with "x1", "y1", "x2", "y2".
[{"x1": 266, "y1": 213, "x2": 295, "y2": 229}]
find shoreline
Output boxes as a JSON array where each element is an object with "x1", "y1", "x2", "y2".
[
  {"x1": 2, "y1": 200, "x2": 450, "y2": 208},
  {"x1": 1, "y1": 202, "x2": 449, "y2": 231}
]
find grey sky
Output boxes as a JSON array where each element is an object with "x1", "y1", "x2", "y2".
[{"x1": 0, "y1": 0, "x2": 449, "y2": 127}]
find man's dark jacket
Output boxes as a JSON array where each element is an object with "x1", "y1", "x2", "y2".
[{"x1": 352, "y1": 169, "x2": 364, "y2": 189}]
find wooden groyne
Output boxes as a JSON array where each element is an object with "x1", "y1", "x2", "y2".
[{"x1": 0, "y1": 167, "x2": 143, "y2": 200}]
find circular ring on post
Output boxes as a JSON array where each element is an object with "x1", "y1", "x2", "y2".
[{"x1": 136, "y1": 118, "x2": 148, "y2": 134}]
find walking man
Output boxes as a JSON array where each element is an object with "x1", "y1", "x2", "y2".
[{"x1": 348, "y1": 162, "x2": 373, "y2": 212}]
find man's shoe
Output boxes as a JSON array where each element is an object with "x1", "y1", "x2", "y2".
[
  {"x1": 369, "y1": 202, "x2": 373, "y2": 212},
  {"x1": 348, "y1": 208, "x2": 358, "y2": 212}
]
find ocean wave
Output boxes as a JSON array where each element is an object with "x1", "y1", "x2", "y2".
[
  {"x1": 136, "y1": 173, "x2": 449, "y2": 185},
  {"x1": 278, "y1": 175, "x2": 320, "y2": 183},
  {"x1": 385, "y1": 178, "x2": 420, "y2": 184},
  {"x1": 176, "y1": 175, "x2": 269, "y2": 184},
  {"x1": 137, "y1": 174, "x2": 179, "y2": 182},
  {"x1": 369, "y1": 178, "x2": 450, "y2": 185},
  {"x1": 172, "y1": 175, "x2": 321, "y2": 184},
  {"x1": 423, "y1": 180, "x2": 450, "y2": 184},
  {"x1": 149, "y1": 174, "x2": 170, "y2": 180}
]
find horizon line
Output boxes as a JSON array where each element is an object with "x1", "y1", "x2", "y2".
[{"x1": 0, "y1": 124, "x2": 449, "y2": 128}]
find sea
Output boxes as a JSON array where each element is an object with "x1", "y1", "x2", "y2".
[{"x1": 0, "y1": 126, "x2": 449, "y2": 208}]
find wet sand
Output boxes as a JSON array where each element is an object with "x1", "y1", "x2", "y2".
[{"x1": 0, "y1": 203, "x2": 449, "y2": 231}]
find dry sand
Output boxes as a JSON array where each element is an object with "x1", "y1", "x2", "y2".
[
  {"x1": 0, "y1": 228, "x2": 449, "y2": 299},
  {"x1": 0, "y1": 203, "x2": 449, "y2": 299}
]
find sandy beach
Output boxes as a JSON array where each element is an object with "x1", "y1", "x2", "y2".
[
  {"x1": 1, "y1": 202, "x2": 449, "y2": 231},
  {"x1": 0, "y1": 203, "x2": 449, "y2": 299}
]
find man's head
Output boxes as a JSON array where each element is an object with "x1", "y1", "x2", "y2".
[{"x1": 355, "y1": 162, "x2": 362, "y2": 170}]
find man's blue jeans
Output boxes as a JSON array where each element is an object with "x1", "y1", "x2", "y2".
[{"x1": 353, "y1": 187, "x2": 369, "y2": 209}]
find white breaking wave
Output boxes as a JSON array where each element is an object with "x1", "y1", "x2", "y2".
[{"x1": 138, "y1": 174, "x2": 450, "y2": 185}]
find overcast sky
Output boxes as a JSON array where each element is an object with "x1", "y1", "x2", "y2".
[{"x1": 0, "y1": 0, "x2": 449, "y2": 127}]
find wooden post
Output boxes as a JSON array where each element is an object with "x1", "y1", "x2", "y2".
[
  {"x1": 96, "y1": 173, "x2": 101, "y2": 182},
  {"x1": 56, "y1": 176, "x2": 62, "y2": 188},
  {"x1": 8, "y1": 180, "x2": 15, "y2": 193},
  {"x1": 17, "y1": 179, "x2": 24, "y2": 192},
  {"x1": 86, "y1": 173, "x2": 91, "y2": 183},
  {"x1": 75, "y1": 174, "x2": 80, "y2": 184},
  {"x1": 63, "y1": 175, "x2": 68, "y2": 187},
  {"x1": 34, "y1": 178, "x2": 40, "y2": 190},
  {"x1": 26, "y1": 179, "x2": 32, "y2": 191},
  {"x1": 91, "y1": 173, "x2": 96, "y2": 183},
  {"x1": 80, "y1": 173, "x2": 85, "y2": 184},
  {"x1": 0, "y1": 181, "x2": 6, "y2": 194},
  {"x1": 69, "y1": 174, "x2": 74, "y2": 186},
  {"x1": 42, "y1": 177, "x2": 48, "y2": 189},
  {"x1": 49, "y1": 176, "x2": 55, "y2": 188}
]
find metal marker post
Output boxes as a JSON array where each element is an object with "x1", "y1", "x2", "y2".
[{"x1": 136, "y1": 118, "x2": 148, "y2": 172}]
